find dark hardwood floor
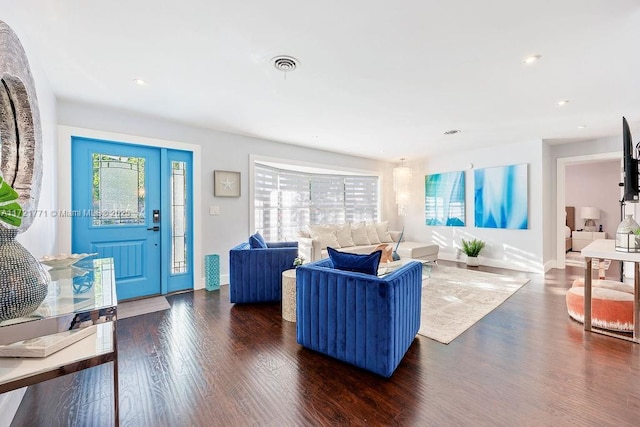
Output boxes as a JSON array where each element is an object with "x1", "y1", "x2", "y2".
[{"x1": 11, "y1": 260, "x2": 640, "y2": 426}]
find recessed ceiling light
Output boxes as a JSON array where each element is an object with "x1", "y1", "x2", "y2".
[
  {"x1": 578, "y1": 124, "x2": 587, "y2": 129},
  {"x1": 133, "y1": 78, "x2": 146, "y2": 86},
  {"x1": 444, "y1": 129, "x2": 461, "y2": 135},
  {"x1": 557, "y1": 99, "x2": 569, "y2": 107},
  {"x1": 523, "y1": 54, "x2": 541, "y2": 64}
]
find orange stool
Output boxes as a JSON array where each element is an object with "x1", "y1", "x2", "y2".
[{"x1": 566, "y1": 278, "x2": 634, "y2": 332}]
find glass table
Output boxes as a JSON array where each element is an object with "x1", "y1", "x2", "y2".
[
  {"x1": 0, "y1": 258, "x2": 119, "y2": 424},
  {"x1": 378, "y1": 258, "x2": 433, "y2": 279}
]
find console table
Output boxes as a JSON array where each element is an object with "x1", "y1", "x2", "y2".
[
  {"x1": 582, "y1": 239, "x2": 640, "y2": 342},
  {"x1": 0, "y1": 258, "x2": 119, "y2": 424}
]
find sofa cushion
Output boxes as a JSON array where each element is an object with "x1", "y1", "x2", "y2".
[
  {"x1": 351, "y1": 221, "x2": 371, "y2": 245},
  {"x1": 309, "y1": 225, "x2": 341, "y2": 249},
  {"x1": 327, "y1": 247, "x2": 381, "y2": 276},
  {"x1": 335, "y1": 223, "x2": 355, "y2": 247},
  {"x1": 249, "y1": 232, "x2": 268, "y2": 248},
  {"x1": 366, "y1": 222, "x2": 382, "y2": 244},
  {"x1": 375, "y1": 221, "x2": 394, "y2": 243}
]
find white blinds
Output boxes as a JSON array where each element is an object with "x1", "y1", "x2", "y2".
[{"x1": 254, "y1": 163, "x2": 379, "y2": 241}]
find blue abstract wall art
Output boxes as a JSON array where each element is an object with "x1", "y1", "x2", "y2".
[
  {"x1": 425, "y1": 170, "x2": 465, "y2": 226},
  {"x1": 474, "y1": 164, "x2": 528, "y2": 229}
]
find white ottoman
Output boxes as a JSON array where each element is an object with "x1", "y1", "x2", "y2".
[{"x1": 396, "y1": 242, "x2": 439, "y2": 261}]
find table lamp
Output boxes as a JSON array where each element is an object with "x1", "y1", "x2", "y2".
[{"x1": 580, "y1": 206, "x2": 600, "y2": 232}]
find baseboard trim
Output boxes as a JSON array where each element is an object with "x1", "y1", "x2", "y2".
[
  {"x1": 544, "y1": 260, "x2": 557, "y2": 272},
  {"x1": 438, "y1": 253, "x2": 544, "y2": 274}
]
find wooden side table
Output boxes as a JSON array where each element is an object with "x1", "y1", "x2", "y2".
[{"x1": 282, "y1": 269, "x2": 297, "y2": 322}]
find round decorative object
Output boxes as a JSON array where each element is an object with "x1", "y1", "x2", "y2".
[
  {"x1": 0, "y1": 228, "x2": 50, "y2": 322},
  {"x1": 0, "y1": 20, "x2": 44, "y2": 233},
  {"x1": 0, "y1": 21, "x2": 49, "y2": 322}
]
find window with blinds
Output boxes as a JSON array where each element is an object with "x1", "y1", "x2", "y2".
[{"x1": 254, "y1": 163, "x2": 379, "y2": 241}]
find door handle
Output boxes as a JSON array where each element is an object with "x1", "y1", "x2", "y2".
[{"x1": 147, "y1": 226, "x2": 160, "y2": 232}]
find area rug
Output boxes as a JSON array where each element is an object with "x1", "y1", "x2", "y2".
[
  {"x1": 565, "y1": 251, "x2": 611, "y2": 269},
  {"x1": 419, "y1": 265, "x2": 529, "y2": 344},
  {"x1": 118, "y1": 296, "x2": 170, "y2": 320}
]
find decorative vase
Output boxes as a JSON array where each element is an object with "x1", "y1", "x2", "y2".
[
  {"x1": 615, "y1": 214, "x2": 640, "y2": 253},
  {"x1": 467, "y1": 256, "x2": 480, "y2": 267},
  {"x1": 0, "y1": 227, "x2": 50, "y2": 322}
]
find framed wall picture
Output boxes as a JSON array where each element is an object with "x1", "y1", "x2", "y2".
[
  {"x1": 474, "y1": 163, "x2": 528, "y2": 229},
  {"x1": 425, "y1": 170, "x2": 465, "y2": 226},
  {"x1": 214, "y1": 170, "x2": 241, "y2": 197}
]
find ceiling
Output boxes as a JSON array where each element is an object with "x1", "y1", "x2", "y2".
[{"x1": 2, "y1": 0, "x2": 640, "y2": 161}]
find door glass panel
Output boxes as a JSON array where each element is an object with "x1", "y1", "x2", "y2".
[
  {"x1": 92, "y1": 153, "x2": 146, "y2": 226},
  {"x1": 171, "y1": 161, "x2": 187, "y2": 273}
]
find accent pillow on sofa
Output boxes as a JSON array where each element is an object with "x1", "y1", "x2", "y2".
[
  {"x1": 249, "y1": 232, "x2": 268, "y2": 248},
  {"x1": 335, "y1": 223, "x2": 355, "y2": 247},
  {"x1": 351, "y1": 221, "x2": 371, "y2": 245},
  {"x1": 309, "y1": 225, "x2": 341, "y2": 249},
  {"x1": 375, "y1": 221, "x2": 394, "y2": 243},
  {"x1": 327, "y1": 247, "x2": 381, "y2": 276},
  {"x1": 366, "y1": 222, "x2": 382, "y2": 244}
]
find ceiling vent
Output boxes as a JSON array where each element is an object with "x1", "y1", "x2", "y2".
[{"x1": 272, "y1": 55, "x2": 299, "y2": 73}]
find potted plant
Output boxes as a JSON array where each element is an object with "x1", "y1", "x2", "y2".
[
  {"x1": 293, "y1": 255, "x2": 305, "y2": 268},
  {"x1": 461, "y1": 238, "x2": 486, "y2": 267}
]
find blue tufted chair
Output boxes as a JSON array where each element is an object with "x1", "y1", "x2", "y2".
[
  {"x1": 295, "y1": 258, "x2": 422, "y2": 377},
  {"x1": 229, "y1": 240, "x2": 298, "y2": 303}
]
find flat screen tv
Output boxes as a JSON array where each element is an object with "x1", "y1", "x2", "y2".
[{"x1": 623, "y1": 116, "x2": 639, "y2": 202}]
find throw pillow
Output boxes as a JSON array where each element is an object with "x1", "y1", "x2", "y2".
[
  {"x1": 375, "y1": 221, "x2": 394, "y2": 243},
  {"x1": 249, "y1": 232, "x2": 268, "y2": 249},
  {"x1": 366, "y1": 222, "x2": 382, "y2": 244},
  {"x1": 335, "y1": 223, "x2": 355, "y2": 247},
  {"x1": 309, "y1": 224, "x2": 341, "y2": 249},
  {"x1": 351, "y1": 221, "x2": 371, "y2": 245},
  {"x1": 328, "y1": 247, "x2": 381, "y2": 276}
]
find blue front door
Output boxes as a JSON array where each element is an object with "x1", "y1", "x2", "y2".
[{"x1": 72, "y1": 138, "x2": 162, "y2": 300}]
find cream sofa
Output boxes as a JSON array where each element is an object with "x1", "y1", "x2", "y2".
[{"x1": 297, "y1": 221, "x2": 439, "y2": 263}]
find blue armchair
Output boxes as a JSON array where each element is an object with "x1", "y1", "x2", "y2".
[
  {"x1": 229, "y1": 241, "x2": 298, "y2": 303},
  {"x1": 296, "y1": 258, "x2": 422, "y2": 377}
]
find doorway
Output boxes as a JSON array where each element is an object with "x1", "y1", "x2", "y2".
[
  {"x1": 71, "y1": 137, "x2": 193, "y2": 300},
  {"x1": 556, "y1": 152, "x2": 620, "y2": 269}
]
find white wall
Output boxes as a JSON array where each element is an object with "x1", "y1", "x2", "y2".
[
  {"x1": 0, "y1": 18, "x2": 58, "y2": 427},
  {"x1": 566, "y1": 160, "x2": 621, "y2": 237},
  {"x1": 402, "y1": 139, "x2": 545, "y2": 272},
  {"x1": 541, "y1": 142, "x2": 553, "y2": 269},
  {"x1": 57, "y1": 101, "x2": 397, "y2": 284}
]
